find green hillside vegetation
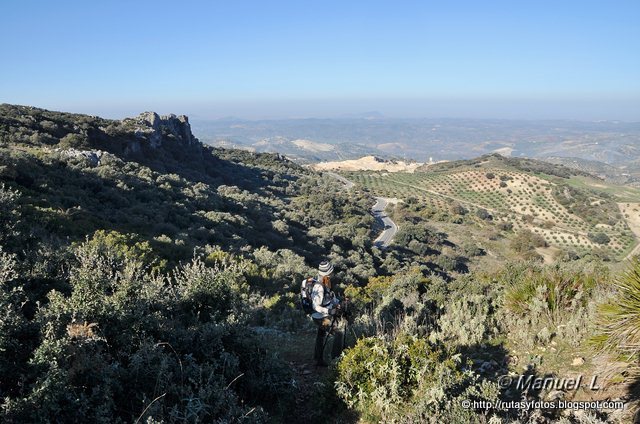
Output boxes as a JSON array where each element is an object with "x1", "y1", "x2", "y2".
[
  {"x1": 0, "y1": 105, "x2": 391, "y2": 422},
  {"x1": 1, "y1": 106, "x2": 639, "y2": 423},
  {"x1": 0, "y1": 105, "x2": 388, "y2": 283}
]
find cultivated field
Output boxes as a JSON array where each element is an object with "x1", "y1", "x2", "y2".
[{"x1": 345, "y1": 165, "x2": 640, "y2": 261}]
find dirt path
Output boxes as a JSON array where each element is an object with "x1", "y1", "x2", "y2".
[{"x1": 255, "y1": 328, "x2": 332, "y2": 420}]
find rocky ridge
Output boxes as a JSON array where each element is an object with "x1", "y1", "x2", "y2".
[
  {"x1": 125, "y1": 111, "x2": 197, "y2": 149},
  {"x1": 0, "y1": 105, "x2": 203, "y2": 169}
]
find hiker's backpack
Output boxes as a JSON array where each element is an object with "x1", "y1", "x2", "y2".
[{"x1": 299, "y1": 277, "x2": 318, "y2": 314}]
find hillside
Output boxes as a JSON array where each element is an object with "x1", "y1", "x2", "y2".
[
  {"x1": 0, "y1": 104, "x2": 395, "y2": 422},
  {"x1": 543, "y1": 156, "x2": 640, "y2": 187},
  {"x1": 345, "y1": 154, "x2": 640, "y2": 266},
  {"x1": 1, "y1": 106, "x2": 639, "y2": 423},
  {"x1": 0, "y1": 104, "x2": 386, "y2": 276}
]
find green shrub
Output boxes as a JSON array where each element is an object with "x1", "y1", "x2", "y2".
[
  {"x1": 475, "y1": 208, "x2": 492, "y2": 220},
  {"x1": 1, "y1": 239, "x2": 293, "y2": 423},
  {"x1": 429, "y1": 294, "x2": 491, "y2": 349},
  {"x1": 500, "y1": 263, "x2": 607, "y2": 349},
  {"x1": 511, "y1": 229, "x2": 547, "y2": 254},
  {"x1": 588, "y1": 232, "x2": 611, "y2": 245},
  {"x1": 461, "y1": 242, "x2": 485, "y2": 257},
  {"x1": 503, "y1": 264, "x2": 600, "y2": 318},
  {"x1": 58, "y1": 133, "x2": 89, "y2": 149},
  {"x1": 173, "y1": 256, "x2": 249, "y2": 324},
  {"x1": 0, "y1": 246, "x2": 16, "y2": 283},
  {"x1": 336, "y1": 334, "x2": 501, "y2": 423},
  {"x1": 0, "y1": 184, "x2": 19, "y2": 246},
  {"x1": 336, "y1": 335, "x2": 443, "y2": 417},
  {"x1": 0, "y1": 248, "x2": 39, "y2": 400}
]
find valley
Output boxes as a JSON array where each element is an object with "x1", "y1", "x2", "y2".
[{"x1": 195, "y1": 117, "x2": 640, "y2": 186}]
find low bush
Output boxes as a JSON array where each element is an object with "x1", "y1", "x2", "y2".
[
  {"x1": 429, "y1": 294, "x2": 492, "y2": 349},
  {"x1": 588, "y1": 232, "x2": 611, "y2": 245},
  {"x1": 1, "y1": 236, "x2": 295, "y2": 423},
  {"x1": 336, "y1": 334, "x2": 501, "y2": 423},
  {"x1": 511, "y1": 229, "x2": 547, "y2": 254},
  {"x1": 499, "y1": 263, "x2": 607, "y2": 349}
]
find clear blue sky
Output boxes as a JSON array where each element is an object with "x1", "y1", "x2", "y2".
[{"x1": 1, "y1": 0, "x2": 638, "y2": 120}]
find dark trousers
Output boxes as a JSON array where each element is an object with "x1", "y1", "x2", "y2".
[{"x1": 313, "y1": 316, "x2": 344, "y2": 363}]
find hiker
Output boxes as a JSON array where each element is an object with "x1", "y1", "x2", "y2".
[{"x1": 311, "y1": 260, "x2": 345, "y2": 366}]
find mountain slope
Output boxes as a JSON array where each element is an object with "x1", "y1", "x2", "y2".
[
  {"x1": 344, "y1": 154, "x2": 640, "y2": 265},
  {"x1": 0, "y1": 104, "x2": 391, "y2": 286},
  {"x1": 1, "y1": 106, "x2": 638, "y2": 423},
  {"x1": 0, "y1": 104, "x2": 392, "y2": 422}
]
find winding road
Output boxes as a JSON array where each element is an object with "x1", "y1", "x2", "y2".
[
  {"x1": 324, "y1": 172, "x2": 355, "y2": 189},
  {"x1": 324, "y1": 172, "x2": 398, "y2": 248},
  {"x1": 371, "y1": 197, "x2": 398, "y2": 248}
]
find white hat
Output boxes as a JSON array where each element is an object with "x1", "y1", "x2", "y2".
[{"x1": 318, "y1": 260, "x2": 334, "y2": 276}]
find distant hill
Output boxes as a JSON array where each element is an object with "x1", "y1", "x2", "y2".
[
  {"x1": 423, "y1": 153, "x2": 595, "y2": 179},
  {"x1": 543, "y1": 156, "x2": 640, "y2": 187},
  {"x1": 203, "y1": 134, "x2": 388, "y2": 163},
  {"x1": 191, "y1": 117, "x2": 640, "y2": 176}
]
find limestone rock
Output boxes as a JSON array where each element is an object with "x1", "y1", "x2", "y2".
[
  {"x1": 125, "y1": 111, "x2": 198, "y2": 150},
  {"x1": 571, "y1": 357, "x2": 585, "y2": 366},
  {"x1": 58, "y1": 148, "x2": 104, "y2": 167}
]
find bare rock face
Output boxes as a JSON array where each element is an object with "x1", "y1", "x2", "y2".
[
  {"x1": 57, "y1": 148, "x2": 105, "y2": 167},
  {"x1": 163, "y1": 113, "x2": 196, "y2": 147},
  {"x1": 125, "y1": 111, "x2": 198, "y2": 150}
]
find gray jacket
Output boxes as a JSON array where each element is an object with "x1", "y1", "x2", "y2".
[{"x1": 311, "y1": 279, "x2": 339, "y2": 319}]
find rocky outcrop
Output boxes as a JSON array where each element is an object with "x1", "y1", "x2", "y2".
[
  {"x1": 124, "y1": 111, "x2": 198, "y2": 151},
  {"x1": 0, "y1": 104, "x2": 203, "y2": 165},
  {"x1": 57, "y1": 148, "x2": 105, "y2": 167}
]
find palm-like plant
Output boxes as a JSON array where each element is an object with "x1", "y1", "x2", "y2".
[{"x1": 595, "y1": 258, "x2": 640, "y2": 359}]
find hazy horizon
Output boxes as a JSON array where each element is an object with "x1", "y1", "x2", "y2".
[{"x1": 6, "y1": 97, "x2": 640, "y2": 123}]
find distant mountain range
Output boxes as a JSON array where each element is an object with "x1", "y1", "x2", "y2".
[
  {"x1": 192, "y1": 117, "x2": 640, "y2": 185},
  {"x1": 211, "y1": 135, "x2": 387, "y2": 163}
]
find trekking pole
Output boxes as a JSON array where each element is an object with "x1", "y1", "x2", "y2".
[
  {"x1": 343, "y1": 300, "x2": 358, "y2": 348},
  {"x1": 321, "y1": 314, "x2": 338, "y2": 356}
]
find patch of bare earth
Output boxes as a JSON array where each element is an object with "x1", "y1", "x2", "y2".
[
  {"x1": 568, "y1": 354, "x2": 639, "y2": 422},
  {"x1": 314, "y1": 155, "x2": 423, "y2": 173},
  {"x1": 291, "y1": 139, "x2": 335, "y2": 152},
  {"x1": 535, "y1": 246, "x2": 561, "y2": 264}
]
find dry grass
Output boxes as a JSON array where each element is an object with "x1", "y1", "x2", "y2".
[{"x1": 66, "y1": 321, "x2": 99, "y2": 340}]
